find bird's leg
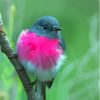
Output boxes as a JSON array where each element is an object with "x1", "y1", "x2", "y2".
[{"x1": 8, "y1": 53, "x2": 18, "y2": 59}]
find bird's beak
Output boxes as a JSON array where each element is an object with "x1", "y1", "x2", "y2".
[{"x1": 52, "y1": 26, "x2": 62, "y2": 31}]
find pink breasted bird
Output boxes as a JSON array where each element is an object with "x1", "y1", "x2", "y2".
[{"x1": 16, "y1": 16, "x2": 65, "y2": 99}]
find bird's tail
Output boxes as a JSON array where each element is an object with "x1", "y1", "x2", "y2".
[
  {"x1": 35, "y1": 79, "x2": 46, "y2": 100},
  {"x1": 42, "y1": 82, "x2": 46, "y2": 100}
]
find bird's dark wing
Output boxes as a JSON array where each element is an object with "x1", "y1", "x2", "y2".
[
  {"x1": 58, "y1": 32, "x2": 65, "y2": 51},
  {"x1": 47, "y1": 79, "x2": 54, "y2": 88},
  {"x1": 47, "y1": 33, "x2": 65, "y2": 88}
]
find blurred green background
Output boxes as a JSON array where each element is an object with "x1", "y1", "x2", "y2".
[{"x1": 0, "y1": 0, "x2": 99, "y2": 100}]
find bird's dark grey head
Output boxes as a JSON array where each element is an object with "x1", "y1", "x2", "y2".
[{"x1": 30, "y1": 16, "x2": 62, "y2": 39}]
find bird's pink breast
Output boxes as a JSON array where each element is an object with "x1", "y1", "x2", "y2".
[{"x1": 17, "y1": 30, "x2": 62, "y2": 70}]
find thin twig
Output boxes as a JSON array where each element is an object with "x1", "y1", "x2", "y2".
[{"x1": 0, "y1": 13, "x2": 35, "y2": 100}]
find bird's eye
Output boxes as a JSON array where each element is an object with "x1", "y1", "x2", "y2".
[{"x1": 44, "y1": 25, "x2": 48, "y2": 30}]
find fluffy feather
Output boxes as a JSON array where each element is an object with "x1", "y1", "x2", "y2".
[{"x1": 17, "y1": 30, "x2": 65, "y2": 81}]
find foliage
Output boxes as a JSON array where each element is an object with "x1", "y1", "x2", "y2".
[{"x1": 0, "y1": 0, "x2": 99, "y2": 100}]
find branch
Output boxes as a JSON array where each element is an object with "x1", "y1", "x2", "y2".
[{"x1": 0, "y1": 14, "x2": 35, "y2": 100}]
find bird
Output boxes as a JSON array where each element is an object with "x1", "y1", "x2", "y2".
[{"x1": 16, "y1": 16, "x2": 65, "y2": 100}]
